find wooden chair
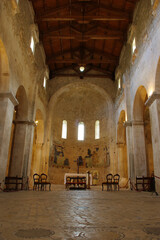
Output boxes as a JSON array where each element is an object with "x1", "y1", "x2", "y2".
[
  {"x1": 33, "y1": 173, "x2": 41, "y2": 191},
  {"x1": 40, "y1": 173, "x2": 51, "y2": 191},
  {"x1": 113, "y1": 174, "x2": 120, "y2": 191},
  {"x1": 102, "y1": 173, "x2": 113, "y2": 191}
]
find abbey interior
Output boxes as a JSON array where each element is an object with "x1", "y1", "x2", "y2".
[{"x1": 1, "y1": 0, "x2": 160, "y2": 239}]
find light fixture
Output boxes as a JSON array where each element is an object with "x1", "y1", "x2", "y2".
[
  {"x1": 35, "y1": 120, "x2": 38, "y2": 125},
  {"x1": 79, "y1": 65, "x2": 85, "y2": 72}
]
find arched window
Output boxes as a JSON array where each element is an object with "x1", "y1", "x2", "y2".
[
  {"x1": 30, "y1": 36, "x2": 35, "y2": 53},
  {"x1": 62, "y1": 120, "x2": 67, "y2": 139},
  {"x1": 95, "y1": 120, "x2": 100, "y2": 139},
  {"x1": 78, "y1": 122, "x2": 84, "y2": 141},
  {"x1": 132, "y1": 37, "x2": 136, "y2": 54},
  {"x1": 118, "y1": 77, "x2": 122, "y2": 90},
  {"x1": 43, "y1": 76, "x2": 47, "y2": 89}
]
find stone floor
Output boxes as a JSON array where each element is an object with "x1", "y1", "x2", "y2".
[{"x1": 0, "y1": 185, "x2": 160, "y2": 240}]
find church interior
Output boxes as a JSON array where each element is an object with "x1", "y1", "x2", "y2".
[{"x1": 1, "y1": 0, "x2": 160, "y2": 239}]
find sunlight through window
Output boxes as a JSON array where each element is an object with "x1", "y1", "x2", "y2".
[
  {"x1": 78, "y1": 122, "x2": 84, "y2": 141},
  {"x1": 95, "y1": 120, "x2": 100, "y2": 139},
  {"x1": 62, "y1": 120, "x2": 67, "y2": 139},
  {"x1": 30, "y1": 36, "x2": 35, "y2": 53}
]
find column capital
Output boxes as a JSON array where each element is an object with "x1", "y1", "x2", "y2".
[
  {"x1": 13, "y1": 120, "x2": 36, "y2": 126},
  {"x1": 132, "y1": 120, "x2": 144, "y2": 126},
  {"x1": 145, "y1": 91, "x2": 160, "y2": 107},
  {"x1": 116, "y1": 142, "x2": 125, "y2": 147},
  {"x1": 0, "y1": 92, "x2": 18, "y2": 106},
  {"x1": 123, "y1": 121, "x2": 132, "y2": 127}
]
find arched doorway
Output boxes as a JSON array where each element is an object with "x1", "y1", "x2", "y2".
[
  {"x1": 133, "y1": 86, "x2": 154, "y2": 177},
  {"x1": 8, "y1": 86, "x2": 28, "y2": 177},
  {"x1": 117, "y1": 110, "x2": 128, "y2": 185},
  {"x1": 30, "y1": 109, "x2": 44, "y2": 185}
]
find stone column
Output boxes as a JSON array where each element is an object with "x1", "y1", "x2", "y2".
[
  {"x1": 0, "y1": 92, "x2": 18, "y2": 186},
  {"x1": 123, "y1": 72, "x2": 135, "y2": 184},
  {"x1": 125, "y1": 122, "x2": 135, "y2": 181},
  {"x1": 145, "y1": 92, "x2": 160, "y2": 192},
  {"x1": 23, "y1": 123, "x2": 35, "y2": 178},
  {"x1": 9, "y1": 120, "x2": 35, "y2": 178},
  {"x1": 132, "y1": 121, "x2": 147, "y2": 177},
  {"x1": 117, "y1": 143, "x2": 125, "y2": 177}
]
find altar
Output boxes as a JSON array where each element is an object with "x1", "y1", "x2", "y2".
[{"x1": 64, "y1": 173, "x2": 92, "y2": 187}]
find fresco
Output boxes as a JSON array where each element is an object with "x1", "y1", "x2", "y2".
[
  {"x1": 49, "y1": 144, "x2": 70, "y2": 168},
  {"x1": 49, "y1": 142, "x2": 110, "y2": 169}
]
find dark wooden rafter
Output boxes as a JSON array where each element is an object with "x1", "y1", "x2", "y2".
[
  {"x1": 47, "y1": 58, "x2": 117, "y2": 64},
  {"x1": 35, "y1": 3, "x2": 130, "y2": 21},
  {"x1": 43, "y1": 34, "x2": 124, "y2": 41},
  {"x1": 36, "y1": 15, "x2": 129, "y2": 23},
  {"x1": 52, "y1": 73, "x2": 114, "y2": 79},
  {"x1": 40, "y1": 26, "x2": 125, "y2": 38}
]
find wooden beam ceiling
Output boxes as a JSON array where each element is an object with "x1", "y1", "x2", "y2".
[{"x1": 29, "y1": 0, "x2": 139, "y2": 80}]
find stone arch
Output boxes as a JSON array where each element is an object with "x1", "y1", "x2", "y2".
[
  {"x1": 30, "y1": 109, "x2": 45, "y2": 184},
  {"x1": 117, "y1": 110, "x2": 128, "y2": 184},
  {"x1": 8, "y1": 85, "x2": 29, "y2": 177},
  {"x1": 48, "y1": 81, "x2": 114, "y2": 127},
  {"x1": 132, "y1": 86, "x2": 154, "y2": 177},
  {"x1": 46, "y1": 81, "x2": 115, "y2": 184},
  {"x1": 0, "y1": 39, "x2": 10, "y2": 91}
]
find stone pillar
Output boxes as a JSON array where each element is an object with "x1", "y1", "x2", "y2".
[
  {"x1": 0, "y1": 92, "x2": 18, "y2": 186},
  {"x1": 36, "y1": 143, "x2": 43, "y2": 173},
  {"x1": 117, "y1": 143, "x2": 125, "y2": 177},
  {"x1": 132, "y1": 121, "x2": 147, "y2": 177},
  {"x1": 125, "y1": 122, "x2": 135, "y2": 181},
  {"x1": 23, "y1": 123, "x2": 35, "y2": 178},
  {"x1": 145, "y1": 92, "x2": 160, "y2": 192},
  {"x1": 123, "y1": 72, "x2": 135, "y2": 184},
  {"x1": 9, "y1": 120, "x2": 35, "y2": 178}
]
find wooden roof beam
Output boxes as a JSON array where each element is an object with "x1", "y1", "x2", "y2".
[
  {"x1": 47, "y1": 58, "x2": 117, "y2": 64},
  {"x1": 41, "y1": 26, "x2": 124, "y2": 37},
  {"x1": 47, "y1": 49, "x2": 118, "y2": 64},
  {"x1": 34, "y1": 3, "x2": 130, "y2": 21},
  {"x1": 84, "y1": 47, "x2": 119, "y2": 60},
  {"x1": 36, "y1": 15, "x2": 129, "y2": 22},
  {"x1": 43, "y1": 34, "x2": 124, "y2": 41},
  {"x1": 52, "y1": 73, "x2": 113, "y2": 79}
]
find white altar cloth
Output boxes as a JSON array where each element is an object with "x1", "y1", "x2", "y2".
[{"x1": 64, "y1": 173, "x2": 92, "y2": 185}]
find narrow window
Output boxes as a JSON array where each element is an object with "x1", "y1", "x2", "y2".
[
  {"x1": 95, "y1": 120, "x2": 100, "y2": 139},
  {"x1": 118, "y1": 78, "x2": 122, "y2": 89},
  {"x1": 62, "y1": 120, "x2": 67, "y2": 139},
  {"x1": 132, "y1": 38, "x2": 136, "y2": 54},
  {"x1": 43, "y1": 76, "x2": 47, "y2": 89},
  {"x1": 78, "y1": 122, "x2": 84, "y2": 141},
  {"x1": 30, "y1": 36, "x2": 35, "y2": 53}
]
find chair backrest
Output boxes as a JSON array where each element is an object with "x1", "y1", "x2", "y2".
[
  {"x1": 106, "y1": 173, "x2": 113, "y2": 183},
  {"x1": 113, "y1": 174, "x2": 120, "y2": 183},
  {"x1": 33, "y1": 173, "x2": 40, "y2": 183},
  {"x1": 41, "y1": 173, "x2": 47, "y2": 182}
]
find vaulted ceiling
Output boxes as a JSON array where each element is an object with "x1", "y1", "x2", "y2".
[{"x1": 30, "y1": 0, "x2": 138, "y2": 80}]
